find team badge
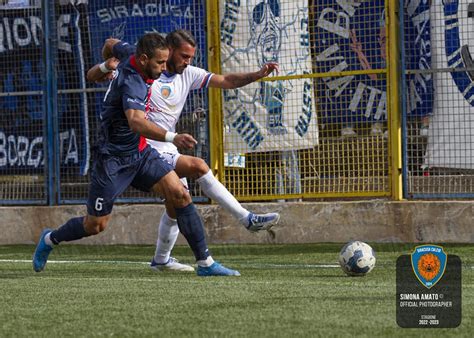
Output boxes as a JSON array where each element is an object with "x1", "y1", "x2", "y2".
[
  {"x1": 160, "y1": 85, "x2": 171, "y2": 99},
  {"x1": 411, "y1": 245, "x2": 447, "y2": 289}
]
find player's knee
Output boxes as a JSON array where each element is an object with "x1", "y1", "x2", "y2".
[
  {"x1": 84, "y1": 218, "x2": 108, "y2": 235},
  {"x1": 191, "y1": 158, "x2": 209, "y2": 178},
  {"x1": 167, "y1": 185, "x2": 192, "y2": 208}
]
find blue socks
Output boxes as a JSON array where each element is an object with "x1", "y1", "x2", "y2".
[
  {"x1": 48, "y1": 206, "x2": 209, "y2": 261},
  {"x1": 49, "y1": 216, "x2": 89, "y2": 244},
  {"x1": 175, "y1": 204, "x2": 210, "y2": 261}
]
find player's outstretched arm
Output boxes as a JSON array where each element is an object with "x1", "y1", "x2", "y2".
[
  {"x1": 209, "y1": 62, "x2": 279, "y2": 89},
  {"x1": 86, "y1": 57, "x2": 120, "y2": 83},
  {"x1": 125, "y1": 109, "x2": 197, "y2": 150}
]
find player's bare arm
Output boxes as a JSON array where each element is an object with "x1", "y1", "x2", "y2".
[
  {"x1": 86, "y1": 38, "x2": 124, "y2": 83},
  {"x1": 101, "y1": 38, "x2": 121, "y2": 59},
  {"x1": 125, "y1": 108, "x2": 197, "y2": 149},
  {"x1": 86, "y1": 57, "x2": 120, "y2": 83},
  {"x1": 209, "y1": 62, "x2": 279, "y2": 89}
]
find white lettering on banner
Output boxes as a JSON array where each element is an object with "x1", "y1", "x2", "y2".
[
  {"x1": 347, "y1": 82, "x2": 386, "y2": 119},
  {"x1": 27, "y1": 137, "x2": 42, "y2": 167},
  {"x1": 12, "y1": 18, "x2": 30, "y2": 47},
  {"x1": 0, "y1": 16, "x2": 41, "y2": 52},
  {"x1": 326, "y1": 75, "x2": 354, "y2": 99},
  {"x1": 316, "y1": 43, "x2": 345, "y2": 62},
  {"x1": 0, "y1": 133, "x2": 42, "y2": 168},
  {"x1": 0, "y1": 130, "x2": 78, "y2": 168},
  {"x1": 57, "y1": 14, "x2": 71, "y2": 53},
  {"x1": 317, "y1": 8, "x2": 350, "y2": 39},
  {"x1": 59, "y1": 129, "x2": 79, "y2": 165},
  {"x1": 315, "y1": 0, "x2": 387, "y2": 122},
  {"x1": 96, "y1": 3, "x2": 193, "y2": 23},
  {"x1": 0, "y1": 15, "x2": 73, "y2": 53},
  {"x1": 335, "y1": 0, "x2": 361, "y2": 17}
]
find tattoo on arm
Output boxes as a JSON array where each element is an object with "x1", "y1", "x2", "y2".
[{"x1": 226, "y1": 72, "x2": 259, "y2": 88}]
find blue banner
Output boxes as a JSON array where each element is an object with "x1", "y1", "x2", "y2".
[
  {"x1": 404, "y1": 0, "x2": 433, "y2": 117},
  {"x1": 0, "y1": 2, "x2": 91, "y2": 174},
  {"x1": 313, "y1": 0, "x2": 387, "y2": 124},
  {"x1": 88, "y1": 1, "x2": 207, "y2": 67}
]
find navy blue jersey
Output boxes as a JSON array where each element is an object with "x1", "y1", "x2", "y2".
[{"x1": 97, "y1": 55, "x2": 152, "y2": 155}]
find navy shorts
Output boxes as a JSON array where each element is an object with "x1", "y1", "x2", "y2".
[{"x1": 87, "y1": 146, "x2": 173, "y2": 216}]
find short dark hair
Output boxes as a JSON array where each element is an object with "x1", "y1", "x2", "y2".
[
  {"x1": 166, "y1": 29, "x2": 196, "y2": 49},
  {"x1": 136, "y1": 33, "x2": 168, "y2": 58}
]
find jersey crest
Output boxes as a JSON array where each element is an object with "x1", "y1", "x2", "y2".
[{"x1": 160, "y1": 85, "x2": 172, "y2": 99}]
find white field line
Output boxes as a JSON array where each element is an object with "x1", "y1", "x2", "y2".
[
  {"x1": 0, "y1": 259, "x2": 340, "y2": 268},
  {"x1": 0, "y1": 259, "x2": 149, "y2": 265},
  {"x1": 2, "y1": 259, "x2": 472, "y2": 269}
]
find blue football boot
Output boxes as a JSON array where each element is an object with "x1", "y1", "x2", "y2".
[
  {"x1": 32, "y1": 229, "x2": 53, "y2": 272},
  {"x1": 197, "y1": 262, "x2": 241, "y2": 277}
]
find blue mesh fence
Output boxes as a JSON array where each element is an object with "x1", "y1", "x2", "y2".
[
  {"x1": 0, "y1": 0, "x2": 209, "y2": 205},
  {"x1": 0, "y1": 1, "x2": 46, "y2": 204},
  {"x1": 2, "y1": 0, "x2": 473, "y2": 205},
  {"x1": 401, "y1": 0, "x2": 474, "y2": 198}
]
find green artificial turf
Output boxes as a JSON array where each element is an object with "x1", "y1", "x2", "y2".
[{"x1": 0, "y1": 243, "x2": 472, "y2": 337}]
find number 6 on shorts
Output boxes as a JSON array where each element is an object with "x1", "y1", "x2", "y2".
[{"x1": 95, "y1": 198, "x2": 104, "y2": 211}]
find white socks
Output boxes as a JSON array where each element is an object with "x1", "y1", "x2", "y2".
[
  {"x1": 197, "y1": 256, "x2": 215, "y2": 267},
  {"x1": 154, "y1": 171, "x2": 249, "y2": 265},
  {"x1": 154, "y1": 211, "x2": 215, "y2": 267},
  {"x1": 196, "y1": 171, "x2": 249, "y2": 224},
  {"x1": 44, "y1": 233, "x2": 53, "y2": 247},
  {"x1": 154, "y1": 212, "x2": 179, "y2": 264}
]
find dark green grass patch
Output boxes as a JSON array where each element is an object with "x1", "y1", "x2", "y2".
[{"x1": 0, "y1": 244, "x2": 472, "y2": 337}]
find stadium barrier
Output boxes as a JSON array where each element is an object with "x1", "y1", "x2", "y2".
[
  {"x1": 1, "y1": 201, "x2": 472, "y2": 244},
  {"x1": 0, "y1": 0, "x2": 473, "y2": 206}
]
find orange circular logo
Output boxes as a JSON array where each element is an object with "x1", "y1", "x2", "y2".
[
  {"x1": 161, "y1": 86, "x2": 171, "y2": 98},
  {"x1": 417, "y1": 253, "x2": 440, "y2": 281}
]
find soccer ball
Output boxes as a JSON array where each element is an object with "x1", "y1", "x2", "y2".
[{"x1": 338, "y1": 241, "x2": 376, "y2": 276}]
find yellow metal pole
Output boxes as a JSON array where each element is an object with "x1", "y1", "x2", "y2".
[
  {"x1": 206, "y1": 0, "x2": 224, "y2": 182},
  {"x1": 387, "y1": 0, "x2": 403, "y2": 200}
]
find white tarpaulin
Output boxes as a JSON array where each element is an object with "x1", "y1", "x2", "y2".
[
  {"x1": 219, "y1": 0, "x2": 318, "y2": 153},
  {"x1": 425, "y1": 0, "x2": 474, "y2": 169}
]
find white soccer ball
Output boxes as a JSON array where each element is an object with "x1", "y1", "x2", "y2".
[{"x1": 338, "y1": 241, "x2": 376, "y2": 276}]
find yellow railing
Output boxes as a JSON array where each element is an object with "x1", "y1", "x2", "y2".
[{"x1": 208, "y1": 0, "x2": 400, "y2": 201}]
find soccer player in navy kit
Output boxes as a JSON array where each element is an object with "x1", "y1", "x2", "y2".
[
  {"x1": 88, "y1": 30, "x2": 280, "y2": 272},
  {"x1": 33, "y1": 33, "x2": 240, "y2": 276}
]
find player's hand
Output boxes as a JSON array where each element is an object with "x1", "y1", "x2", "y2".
[
  {"x1": 258, "y1": 62, "x2": 279, "y2": 78},
  {"x1": 105, "y1": 57, "x2": 120, "y2": 71},
  {"x1": 173, "y1": 133, "x2": 198, "y2": 149}
]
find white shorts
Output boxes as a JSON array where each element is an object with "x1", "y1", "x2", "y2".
[{"x1": 160, "y1": 151, "x2": 188, "y2": 189}]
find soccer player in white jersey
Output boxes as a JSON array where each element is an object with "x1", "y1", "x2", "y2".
[{"x1": 88, "y1": 30, "x2": 280, "y2": 272}]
